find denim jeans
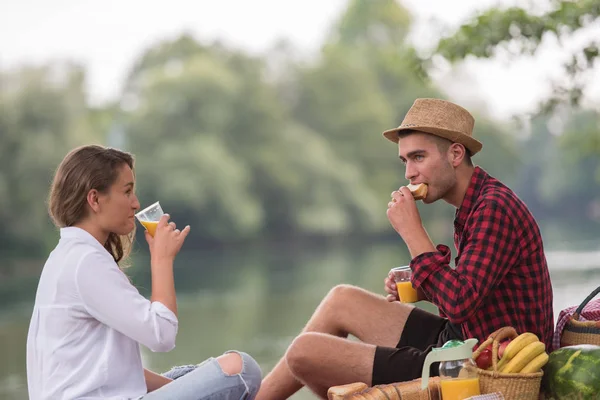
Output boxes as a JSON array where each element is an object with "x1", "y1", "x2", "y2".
[{"x1": 138, "y1": 351, "x2": 262, "y2": 400}]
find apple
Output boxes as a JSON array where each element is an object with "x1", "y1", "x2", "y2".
[
  {"x1": 498, "y1": 339, "x2": 512, "y2": 359},
  {"x1": 475, "y1": 348, "x2": 493, "y2": 370}
]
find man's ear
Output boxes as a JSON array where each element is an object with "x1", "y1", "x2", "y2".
[
  {"x1": 448, "y1": 143, "x2": 466, "y2": 167},
  {"x1": 86, "y1": 189, "x2": 101, "y2": 213}
]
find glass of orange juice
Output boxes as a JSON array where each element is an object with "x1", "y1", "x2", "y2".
[
  {"x1": 390, "y1": 266, "x2": 419, "y2": 303},
  {"x1": 135, "y1": 201, "x2": 164, "y2": 237}
]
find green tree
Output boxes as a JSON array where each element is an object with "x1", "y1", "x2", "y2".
[
  {"x1": 291, "y1": 0, "x2": 520, "y2": 237},
  {"x1": 122, "y1": 35, "x2": 383, "y2": 241},
  {"x1": 433, "y1": 0, "x2": 600, "y2": 111},
  {"x1": 0, "y1": 63, "x2": 99, "y2": 257},
  {"x1": 430, "y1": 0, "x2": 600, "y2": 175}
]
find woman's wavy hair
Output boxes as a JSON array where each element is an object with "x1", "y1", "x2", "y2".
[{"x1": 48, "y1": 144, "x2": 136, "y2": 265}]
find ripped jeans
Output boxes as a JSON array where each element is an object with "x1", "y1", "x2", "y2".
[{"x1": 137, "y1": 351, "x2": 262, "y2": 400}]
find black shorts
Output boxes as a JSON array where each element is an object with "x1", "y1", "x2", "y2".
[{"x1": 372, "y1": 307, "x2": 463, "y2": 385}]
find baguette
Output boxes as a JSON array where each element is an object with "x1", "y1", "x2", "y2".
[
  {"x1": 376, "y1": 384, "x2": 401, "y2": 400},
  {"x1": 407, "y1": 183, "x2": 428, "y2": 200},
  {"x1": 328, "y1": 382, "x2": 369, "y2": 400}
]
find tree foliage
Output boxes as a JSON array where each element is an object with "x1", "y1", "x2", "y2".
[
  {"x1": 0, "y1": 0, "x2": 597, "y2": 264},
  {"x1": 434, "y1": 0, "x2": 600, "y2": 111}
]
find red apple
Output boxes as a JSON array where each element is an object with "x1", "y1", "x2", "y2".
[
  {"x1": 475, "y1": 348, "x2": 493, "y2": 370},
  {"x1": 498, "y1": 339, "x2": 512, "y2": 359}
]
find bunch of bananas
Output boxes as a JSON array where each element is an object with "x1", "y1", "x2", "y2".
[{"x1": 496, "y1": 332, "x2": 549, "y2": 374}]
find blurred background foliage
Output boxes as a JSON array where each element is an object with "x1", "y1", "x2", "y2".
[{"x1": 1, "y1": 0, "x2": 599, "y2": 275}]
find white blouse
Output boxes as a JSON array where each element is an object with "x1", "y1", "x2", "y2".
[{"x1": 26, "y1": 227, "x2": 178, "y2": 400}]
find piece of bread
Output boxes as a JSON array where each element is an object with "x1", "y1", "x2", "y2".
[
  {"x1": 347, "y1": 394, "x2": 368, "y2": 400},
  {"x1": 376, "y1": 384, "x2": 401, "y2": 400},
  {"x1": 328, "y1": 382, "x2": 369, "y2": 400},
  {"x1": 407, "y1": 183, "x2": 428, "y2": 200},
  {"x1": 370, "y1": 386, "x2": 392, "y2": 400},
  {"x1": 358, "y1": 390, "x2": 381, "y2": 400}
]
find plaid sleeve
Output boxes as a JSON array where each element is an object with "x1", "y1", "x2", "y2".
[{"x1": 410, "y1": 200, "x2": 519, "y2": 323}]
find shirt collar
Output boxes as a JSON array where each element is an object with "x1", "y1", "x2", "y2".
[
  {"x1": 455, "y1": 166, "x2": 488, "y2": 230},
  {"x1": 60, "y1": 226, "x2": 109, "y2": 254}
]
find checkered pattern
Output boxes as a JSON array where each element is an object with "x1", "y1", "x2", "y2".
[
  {"x1": 411, "y1": 167, "x2": 554, "y2": 347},
  {"x1": 465, "y1": 393, "x2": 504, "y2": 400}
]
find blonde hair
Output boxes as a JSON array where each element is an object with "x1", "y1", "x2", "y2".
[{"x1": 48, "y1": 145, "x2": 135, "y2": 265}]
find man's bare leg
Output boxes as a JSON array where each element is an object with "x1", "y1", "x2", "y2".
[
  {"x1": 256, "y1": 284, "x2": 415, "y2": 400},
  {"x1": 286, "y1": 333, "x2": 377, "y2": 399}
]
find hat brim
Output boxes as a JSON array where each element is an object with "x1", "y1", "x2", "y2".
[{"x1": 382, "y1": 125, "x2": 483, "y2": 155}]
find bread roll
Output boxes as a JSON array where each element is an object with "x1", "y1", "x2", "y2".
[
  {"x1": 407, "y1": 183, "x2": 428, "y2": 200},
  {"x1": 327, "y1": 382, "x2": 369, "y2": 400},
  {"x1": 377, "y1": 384, "x2": 401, "y2": 400},
  {"x1": 357, "y1": 390, "x2": 381, "y2": 400}
]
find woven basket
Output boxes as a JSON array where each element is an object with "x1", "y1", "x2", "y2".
[
  {"x1": 561, "y1": 285, "x2": 600, "y2": 347},
  {"x1": 471, "y1": 327, "x2": 542, "y2": 400}
]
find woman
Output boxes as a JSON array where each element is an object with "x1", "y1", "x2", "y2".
[{"x1": 26, "y1": 145, "x2": 261, "y2": 400}]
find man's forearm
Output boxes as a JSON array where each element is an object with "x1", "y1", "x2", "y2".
[
  {"x1": 403, "y1": 227, "x2": 437, "y2": 259},
  {"x1": 144, "y1": 368, "x2": 172, "y2": 392}
]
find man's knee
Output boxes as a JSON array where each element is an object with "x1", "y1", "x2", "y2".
[
  {"x1": 285, "y1": 332, "x2": 322, "y2": 378},
  {"x1": 326, "y1": 284, "x2": 361, "y2": 305}
]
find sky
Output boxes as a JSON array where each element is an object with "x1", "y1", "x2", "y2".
[{"x1": 1, "y1": 0, "x2": 599, "y2": 121}]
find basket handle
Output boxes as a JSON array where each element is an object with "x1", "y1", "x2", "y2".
[
  {"x1": 472, "y1": 326, "x2": 517, "y2": 372},
  {"x1": 573, "y1": 286, "x2": 600, "y2": 320}
]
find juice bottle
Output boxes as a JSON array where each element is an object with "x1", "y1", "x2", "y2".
[
  {"x1": 421, "y1": 339, "x2": 481, "y2": 400},
  {"x1": 440, "y1": 377, "x2": 481, "y2": 400}
]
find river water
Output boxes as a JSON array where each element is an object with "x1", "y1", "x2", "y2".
[{"x1": 1, "y1": 241, "x2": 598, "y2": 399}]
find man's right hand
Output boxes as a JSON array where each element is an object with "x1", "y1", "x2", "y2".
[{"x1": 384, "y1": 272, "x2": 399, "y2": 302}]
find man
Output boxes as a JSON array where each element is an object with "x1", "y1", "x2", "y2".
[{"x1": 255, "y1": 98, "x2": 554, "y2": 400}]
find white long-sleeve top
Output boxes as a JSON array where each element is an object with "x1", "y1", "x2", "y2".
[{"x1": 26, "y1": 227, "x2": 178, "y2": 400}]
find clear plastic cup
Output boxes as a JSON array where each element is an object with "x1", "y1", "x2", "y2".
[
  {"x1": 135, "y1": 201, "x2": 164, "y2": 237},
  {"x1": 390, "y1": 266, "x2": 419, "y2": 303}
]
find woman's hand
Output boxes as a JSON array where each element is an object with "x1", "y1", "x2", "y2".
[{"x1": 145, "y1": 214, "x2": 190, "y2": 262}]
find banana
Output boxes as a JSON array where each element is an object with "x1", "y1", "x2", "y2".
[
  {"x1": 497, "y1": 354, "x2": 510, "y2": 371},
  {"x1": 501, "y1": 332, "x2": 539, "y2": 361},
  {"x1": 519, "y1": 351, "x2": 549, "y2": 373},
  {"x1": 500, "y1": 341, "x2": 546, "y2": 373}
]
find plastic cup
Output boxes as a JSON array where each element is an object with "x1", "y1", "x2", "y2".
[
  {"x1": 390, "y1": 266, "x2": 419, "y2": 303},
  {"x1": 135, "y1": 201, "x2": 164, "y2": 237}
]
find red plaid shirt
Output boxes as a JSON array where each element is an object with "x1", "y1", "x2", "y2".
[{"x1": 410, "y1": 166, "x2": 554, "y2": 347}]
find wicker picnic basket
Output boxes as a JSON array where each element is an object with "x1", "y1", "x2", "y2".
[
  {"x1": 560, "y1": 285, "x2": 600, "y2": 347},
  {"x1": 471, "y1": 327, "x2": 542, "y2": 399}
]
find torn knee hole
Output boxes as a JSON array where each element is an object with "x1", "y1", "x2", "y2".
[{"x1": 216, "y1": 352, "x2": 243, "y2": 376}]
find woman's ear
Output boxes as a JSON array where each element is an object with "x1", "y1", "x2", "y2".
[
  {"x1": 86, "y1": 189, "x2": 101, "y2": 213},
  {"x1": 448, "y1": 143, "x2": 466, "y2": 167}
]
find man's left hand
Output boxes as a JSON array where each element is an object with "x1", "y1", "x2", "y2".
[{"x1": 386, "y1": 186, "x2": 425, "y2": 240}]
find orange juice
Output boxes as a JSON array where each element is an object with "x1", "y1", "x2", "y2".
[
  {"x1": 440, "y1": 377, "x2": 480, "y2": 400},
  {"x1": 396, "y1": 281, "x2": 418, "y2": 303},
  {"x1": 140, "y1": 220, "x2": 159, "y2": 237}
]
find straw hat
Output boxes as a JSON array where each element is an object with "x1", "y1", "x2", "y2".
[{"x1": 382, "y1": 98, "x2": 483, "y2": 155}]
